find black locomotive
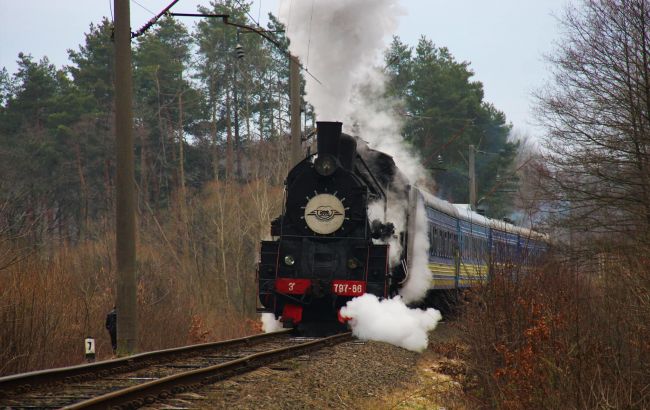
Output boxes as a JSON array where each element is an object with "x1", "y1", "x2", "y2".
[{"x1": 257, "y1": 121, "x2": 399, "y2": 328}]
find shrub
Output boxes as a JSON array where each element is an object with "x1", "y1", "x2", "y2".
[{"x1": 461, "y1": 253, "x2": 650, "y2": 409}]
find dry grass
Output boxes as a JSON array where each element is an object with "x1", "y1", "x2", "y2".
[{"x1": 0, "y1": 177, "x2": 284, "y2": 376}]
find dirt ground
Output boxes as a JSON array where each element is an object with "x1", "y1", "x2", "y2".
[
  {"x1": 361, "y1": 322, "x2": 470, "y2": 410},
  {"x1": 151, "y1": 322, "x2": 468, "y2": 410}
]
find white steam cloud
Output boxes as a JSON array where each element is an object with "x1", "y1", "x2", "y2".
[
  {"x1": 340, "y1": 294, "x2": 442, "y2": 352},
  {"x1": 278, "y1": 0, "x2": 426, "y2": 184},
  {"x1": 260, "y1": 313, "x2": 283, "y2": 333},
  {"x1": 399, "y1": 195, "x2": 432, "y2": 303},
  {"x1": 347, "y1": 71, "x2": 427, "y2": 184},
  {"x1": 279, "y1": 0, "x2": 403, "y2": 120},
  {"x1": 368, "y1": 193, "x2": 432, "y2": 304},
  {"x1": 279, "y1": 0, "x2": 433, "y2": 304}
]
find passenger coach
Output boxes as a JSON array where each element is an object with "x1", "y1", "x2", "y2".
[{"x1": 409, "y1": 188, "x2": 548, "y2": 291}]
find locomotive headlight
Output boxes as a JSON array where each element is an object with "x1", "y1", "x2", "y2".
[
  {"x1": 347, "y1": 257, "x2": 361, "y2": 270},
  {"x1": 314, "y1": 155, "x2": 338, "y2": 176},
  {"x1": 284, "y1": 255, "x2": 295, "y2": 266}
]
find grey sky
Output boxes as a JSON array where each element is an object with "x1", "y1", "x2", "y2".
[{"x1": 0, "y1": 0, "x2": 567, "y2": 137}]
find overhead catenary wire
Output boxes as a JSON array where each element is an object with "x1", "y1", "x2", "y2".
[
  {"x1": 164, "y1": 12, "x2": 322, "y2": 85},
  {"x1": 132, "y1": 0, "x2": 156, "y2": 15},
  {"x1": 306, "y1": 0, "x2": 315, "y2": 68},
  {"x1": 287, "y1": 0, "x2": 293, "y2": 35},
  {"x1": 233, "y1": 0, "x2": 261, "y2": 27},
  {"x1": 130, "y1": 1, "x2": 323, "y2": 85},
  {"x1": 131, "y1": 0, "x2": 181, "y2": 38}
]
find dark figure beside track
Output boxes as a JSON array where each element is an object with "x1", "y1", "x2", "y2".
[{"x1": 105, "y1": 307, "x2": 117, "y2": 354}]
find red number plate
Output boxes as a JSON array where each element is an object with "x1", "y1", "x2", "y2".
[
  {"x1": 331, "y1": 280, "x2": 366, "y2": 296},
  {"x1": 275, "y1": 278, "x2": 311, "y2": 295}
]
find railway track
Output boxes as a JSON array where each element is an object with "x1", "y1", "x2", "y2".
[{"x1": 0, "y1": 330, "x2": 352, "y2": 409}]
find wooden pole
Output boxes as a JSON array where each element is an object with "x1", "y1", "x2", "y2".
[
  {"x1": 114, "y1": 0, "x2": 137, "y2": 355},
  {"x1": 469, "y1": 144, "x2": 476, "y2": 211},
  {"x1": 290, "y1": 55, "x2": 302, "y2": 166}
]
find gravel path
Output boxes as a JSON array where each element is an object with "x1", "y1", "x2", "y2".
[{"x1": 147, "y1": 322, "x2": 465, "y2": 409}]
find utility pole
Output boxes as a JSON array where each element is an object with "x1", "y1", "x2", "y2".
[
  {"x1": 114, "y1": 0, "x2": 137, "y2": 355},
  {"x1": 469, "y1": 144, "x2": 477, "y2": 211},
  {"x1": 290, "y1": 55, "x2": 302, "y2": 166},
  {"x1": 233, "y1": 28, "x2": 243, "y2": 179}
]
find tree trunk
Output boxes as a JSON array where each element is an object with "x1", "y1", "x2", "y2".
[
  {"x1": 225, "y1": 89, "x2": 234, "y2": 180},
  {"x1": 210, "y1": 77, "x2": 219, "y2": 180}
]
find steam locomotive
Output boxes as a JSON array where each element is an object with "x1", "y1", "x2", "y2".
[{"x1": 257, "y1": 121, "x2": 547, "y2": 329}]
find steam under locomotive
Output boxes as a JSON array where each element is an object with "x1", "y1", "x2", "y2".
[{"x1": 257, "y1": 121, "x2": 547, "y2": 329}]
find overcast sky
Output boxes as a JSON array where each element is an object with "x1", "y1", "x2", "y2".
[{"x1": 0, "y1": 0, "x2": 568, "y2": 137}]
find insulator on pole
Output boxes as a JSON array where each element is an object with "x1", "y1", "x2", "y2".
[{"x1": 235, "y1": 43, "x2": 244, "y2": 59}]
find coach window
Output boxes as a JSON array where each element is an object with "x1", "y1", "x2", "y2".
[
  {"x1": 431, "y1": 225, "x2": 439, "y2": 257},
  {"x1": 472, "y1": 236, "x2": 478, "y2": 260},
  {"x1": 431, "y1": 229, "x2": 436, "y2": 257},
  {"x1": 470, "y1": 236, "x2": 475, "y2": 260},
  {"x1": 430, "y1": 227, "x2": 435, "y2": 257},
  {"x1": 451, "y1": 231, "x2": 455, "y2": 258},
  {"x1": 433, "y1": 228, "x2": 439, "y2": 257},
  {"x1": 447, "y1": 231, "x2": 451, "y2": 258},
  {"x1": 469, "y1": 235, "x2": 474, "y2": 260},
  {"x1": 442, "y1": 231, "x2": 447, "y2": 258},
  {"x1": 460, "y1": 234, "x2": 465, "y2": 259},
  {"x1": 445, "y1": 231, "x2": 451, "y2": 258},
  {"x1": 444, "y1": 231, "x2": 448, "y2": 259}
]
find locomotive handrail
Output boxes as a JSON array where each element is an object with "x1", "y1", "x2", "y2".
[{"x1": 355, "y1": 154, "x2": 387, "y2": 201}]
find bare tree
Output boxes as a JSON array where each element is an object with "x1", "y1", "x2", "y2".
[
  {"x1": 536, "y1": 0, "x2": 650, "y2": 251},
  {"x1": 527, "y1": 4, "x2": 650, "y2": 406}
]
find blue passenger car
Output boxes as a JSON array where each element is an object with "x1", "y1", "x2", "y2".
[{"x1": 406, "y1": 187, "x2": 548, "y2": 293}]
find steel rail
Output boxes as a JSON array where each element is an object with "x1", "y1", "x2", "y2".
[
  {"x1": 65, "y1": 332, "x2": 352, "y2": 409},
  {"x1": 0, "y1": 329, "x2": 292, "y2": 394}
]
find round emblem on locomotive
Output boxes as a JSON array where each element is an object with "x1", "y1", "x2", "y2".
[{"x1": 304, "y1": 194, "x2": 345, "y2": 234}]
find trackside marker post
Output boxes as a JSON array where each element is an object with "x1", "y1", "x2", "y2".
[{"x1": 85, "y1": 337, "x2": 96, "y2": 362}]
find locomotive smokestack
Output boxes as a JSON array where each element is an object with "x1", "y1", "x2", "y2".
[
  {"x1": 317, "y1": 121, "x2": 342, "y2": 158},
  {"x1": 339, "y1": 134, "x2": 357, "y2": 171}
]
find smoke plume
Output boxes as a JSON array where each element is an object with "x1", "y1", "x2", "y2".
[
  {"x1": 340, "y1": 293, "x2": 442, "y2": 352},
  {"x1": 278, "y1": 0, "x2": 427, "y2": 183},
  {"x1": 279, "y1": 0, "x2": 433, "y2": 303},
  {"x1": 399, "y1": 195, "x2": 432, "y2": 303},
  {"x1": 279, "y1": 0, "x2": 402, "y2": 119}
]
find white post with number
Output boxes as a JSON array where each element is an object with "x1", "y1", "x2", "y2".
[{"x1": 85, "y1": 337, "x2": 96, "y2": 362}]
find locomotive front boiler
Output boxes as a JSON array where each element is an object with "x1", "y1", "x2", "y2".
[{"x1": 257, "y1": 122, "x2": 390, "y2": 330}]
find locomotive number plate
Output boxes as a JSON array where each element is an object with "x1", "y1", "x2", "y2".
[
  {"x1": 332, "y1": 280, "x2": 366, "y2": 296},
  {"x1": 275, "y1": 278, "x2": 311, "y2": 295}
]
